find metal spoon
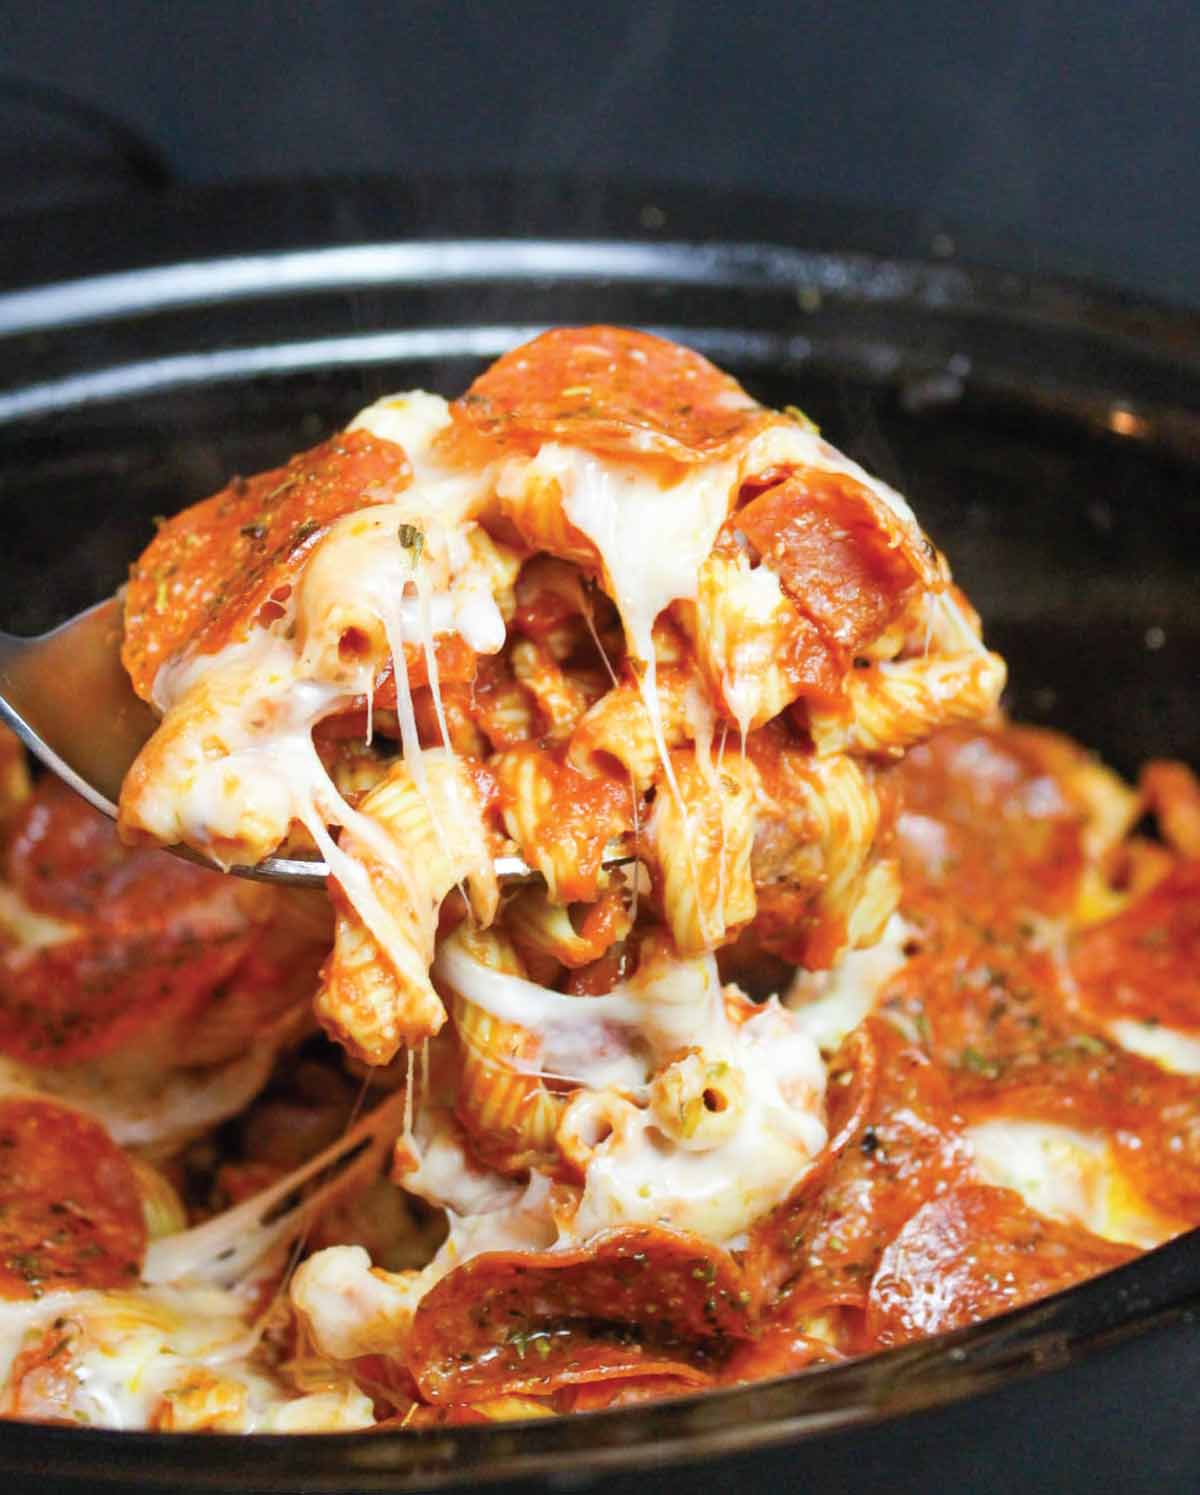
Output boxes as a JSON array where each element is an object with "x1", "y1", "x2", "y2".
[{"x1": 0, "y1": 597, "x2": 546, "y2": 888}]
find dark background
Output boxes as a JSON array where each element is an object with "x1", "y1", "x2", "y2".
[{"x1": 1, "y1": 0, "x2": 1198, "y2": 302}]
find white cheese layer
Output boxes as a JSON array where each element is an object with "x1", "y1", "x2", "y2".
[
  {"x1": 967, "y1": 1118, "x2": 1183, "y2": 1249},
  {"x1": 0, "y1": 1041, "x2": 282, "y2": 1153},
  {"x1": 434, "y1": 932, "x2": 827, "y2": 1247},
  {"x1": 785, "y1": 911, "x2": 914, "y2": 1052},
  {"x1": 0, "y1": 1285, "x2": 372, "y2": 1432},
  {"x1": 1105, "y1": 1018, "x2": 1200, "y2": 1076}
]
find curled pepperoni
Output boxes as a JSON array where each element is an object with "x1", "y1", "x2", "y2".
[
  {"x1": 1072, "y1": 859, "x2": 1200, "y2": 1032},
  {"x1": 956, "y1": 1038, "x2": 1200, "y2": 1226},
  {"x1": 452, "y1": 326, "x2": 772, "y2": 463},
  {"x1": 0, "y1": 779, "x2": 257, "y2": 1064},
  {"x1": 734, "y1": 470, "x2": 925, "y2": 661},
  {"x1": 123, "y1": 430, "x2": 410, "y2": 699},
  {"x1": 1141, "y1": 760, "x2": 1200, "y2": 857},
  {"x1": 405, "y1": 1227, "x2": 749, "y2": 1403},
  {"x1": 0, "y1": 1097, "x2": 147, "y2": 1300},
  {"x1": 747, "y1": 1019, "x2": 971, "y2": 1323},
  {"x1": 864, "y1": 1184, "x2": 1135, "y2": 1348}
]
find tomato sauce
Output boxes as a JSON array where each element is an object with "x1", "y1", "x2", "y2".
[
  {"x1": 495, "y1": 744, "x2": 634, "y2": 903},
  {"x1": 369, "y1": 635, "x2": 479, "y2": 708}
]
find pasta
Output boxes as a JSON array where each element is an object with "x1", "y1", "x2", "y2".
[{"x1": 1, "y1": 326, "x2": 1197, "y2": 1431}]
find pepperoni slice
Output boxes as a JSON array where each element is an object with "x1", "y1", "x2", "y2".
[
  {"x1": 742, "y1": 1020, "x2": 877, "y2": 1309},
  {"x1": 1141, "y1": 760, "x2": 1200, "y2": 857},
  {"x1": 0, "y1": 1097, "x2": 147, "y2": 1300},
  {"x1": 1072, "y1": 859, "x2": 1200, "y2": 1032},
  {"x1": 405, "y1": 1227, "x2": 749, "y2": 1403},
  {"x1": 734, "y1": 470, "x2": 925, "y2": 660},
  {"x1": 719, "y1": 1326, "x2": 842, "y2": 1385},
  {"x1": 956, "y1": 1037, "x2": 1200, "y2": 1225},
  {"x1": 451, "y1": 326, "x2": 772, "y2": 463},
  {"x1": 747, "y1": 1019, "x2": 972, "y2": 1324},
  {"x1": 0, "y1": 779, "x2": 256, "y2": 1064},
  {"x1": 896, "y1": 725, "x2": 1087, "y2": 921},
  {"x1": 864, "y1": 1184, "x2": 1135, "y2": 1348},
  {"x1": 877, "y1": 915, "x2": 1077, "y2": 1077},
  {"x1": 123, "y1": 430, "x2": 410, "y2": 699}
]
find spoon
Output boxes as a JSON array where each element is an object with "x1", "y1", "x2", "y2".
[{"x1": 0, "y1": 597, "x2": 551, "y2": 888}]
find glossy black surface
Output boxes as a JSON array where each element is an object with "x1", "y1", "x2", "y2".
[{"x1": 0, "y1": 181, "x2": 1196, "y2": 1492}]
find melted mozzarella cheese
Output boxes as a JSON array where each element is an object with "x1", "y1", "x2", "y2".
[
  {"x1": 564, "y1": 1001, "x2": 826, "y2": 1246},
  {"x1": 400, "y1": 1105, "x2": 524, "y2": 1219},
  {"x1": 0, "y1": 1039, "x2": 283, "y2": 1152},
  {"x1": 434, "y1": 932, "x2": 827, "y2": 1247},
  {"x1": 740, "y1": 420, "x2": 925, "y2": 535},
  {"x1": 434, "y1": 936, "x2": 648, "y2": 1092},
  {"x1": 350, "y1": 390, "x2": 500, "y2": 526},
  {"x1": 708, "y1": 558, "x2": 796, "y2": 739},
  {"x1": 126, "y1": 395, "x2": 512, "y2": 1001},
  {"x1": 967, "y1": 1118, "x2": 1183, "y2": 1249},
  {"x1": 499, "y1": 441, "x2": 739, "y2": 818},
  {"x1": 293, "y1": 1172, "x2": 557, "y2": 1364},
  {"x1": 0, "y1": 1285, "x2": 372, "y2": 1431},
  {"x1": 0, "y1": 885, "x2": 79, "y2": 949},
  {"x1": 0, "y1": 1089, "x2": 411, "y2": 1429},
  {"x1": 1105, "y1": 1019, "x2": 1200, "y2": 1076},
  {"x1": 291, "y1": 1246, "x2": 424, "y2": 1362},
  {"x1": 530, "y1": 443, "x2": 738, "y2": 673},
  {"x1": 785, "y1": 911, "x2": 914, "y2": 1053},
  {"x1": 142, "y1": 1086, "x2": 408, "y2": 1288},
  {"x1": 295, "y1": 506, "x2": 505, "y2": 678}
]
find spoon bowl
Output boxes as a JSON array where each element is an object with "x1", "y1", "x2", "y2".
[
  {"x1": 0, "y1": 597, "x2": 332, "y2": 884},
  {"x1": 0, "y1": 598, "x2": 606, "y2": 889}
]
